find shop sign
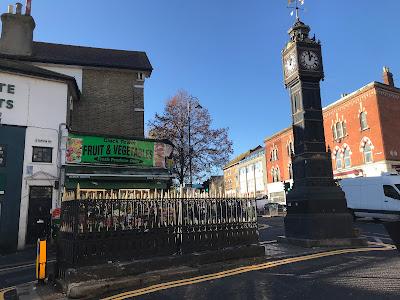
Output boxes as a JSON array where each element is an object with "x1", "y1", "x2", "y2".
[
  {"x1": 0, "y1": 145, "x2": 6, "y2": 167},
  {"x1": 66, "y1": 134, "x2": 171, "y2": 168},
  {"x1": 0, "y1": 76, "x2": 29, "y2": 126}
]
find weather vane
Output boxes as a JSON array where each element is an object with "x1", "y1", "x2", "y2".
[{"x1": 288, "y1": 0, "x2": 305, "y2": 20}]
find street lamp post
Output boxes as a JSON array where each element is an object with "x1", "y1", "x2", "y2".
[{"x1": 187, "y1": 98, "x2": 202, "y2": 187}]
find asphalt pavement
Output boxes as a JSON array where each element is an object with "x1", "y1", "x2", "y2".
[
  {"x1": 106, "y1": 217, "x2": 400, "y2": 300},
  {"x1": 0, "y1": 245, "x2": 56, "y2": 290},
  {"x1": 0, "y1": 217, "x2": 398, "y2": 300},
  {"x1": 133, "y1": 249, "x2": 399, "y2": 300}
]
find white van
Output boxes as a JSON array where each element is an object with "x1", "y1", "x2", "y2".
[{"x1": 339, "y1": 174, "x2": 400, "y2": 221}]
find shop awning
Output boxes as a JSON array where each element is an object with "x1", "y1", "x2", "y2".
[{"x1": 64, "y1": 165, "x2": 175, "y2": 190}]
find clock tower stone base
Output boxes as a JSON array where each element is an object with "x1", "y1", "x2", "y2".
[{"x1": 281, "y1": 185, "x2": 367, "y2": 247}]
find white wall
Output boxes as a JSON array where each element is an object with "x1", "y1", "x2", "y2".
[
  {"x1": 18, "y1": 127, "x2": 60, "y2": 249},
  {"x1": 0, "y1": 72, "x2": 69, "y2": 128},
  {"x1": 0, "y1": 71, "x2": 69, "y2": 249},
  {"x1": 27, "y1": 77, "x2": 68, "y2": 129},
  {"x1": 34, "y1": 63, "x2": 83, "y2": 91}
]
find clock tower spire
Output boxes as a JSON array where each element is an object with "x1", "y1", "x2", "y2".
[{"x1": 281, "y1": 18, "x2": 366, "y2": 246}]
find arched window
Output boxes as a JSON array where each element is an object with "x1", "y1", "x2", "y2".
[
  {"x1": 287, "y1": 141, "x2": 294, "y2": 157},
  {"x1": 336, "y1": 122, "x2": 343, "y2": 139},
  {"x1": 360, "y1": 112, "x2": 368, "y2": 130},
  {"x1": 270, "y1": 148, "x2": 278, "y2": 161},
  {"x1": 343, "y1": 147, "x2": 351, "y2": 168},
  {"x1": 335, "y1": 151, "x2": 343, "y2": 170},
  {"x1": 276, "y1": 167, "x2": 280, "y2": 182},
  {"x1": 332, "y1": 125, "x2": 337, "y2": 140},
  {"x1": 342, "y1": 122, "x2": 347, "y2": 137},
  {"x1": 363, "y1": 143, "x2": 373, "y2": 163},
  {"x1": 288, "y1": 163, "x2": 293, "y2": 179}
]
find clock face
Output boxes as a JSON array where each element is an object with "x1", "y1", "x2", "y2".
[
  {"x1": 300, "y1": 50, "x2": 320, "y2": 70},
  {"x1": 284, "y1": 52, "x2": 297, "y2": 76}
]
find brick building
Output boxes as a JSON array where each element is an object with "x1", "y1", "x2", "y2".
[
  {"x1": 0, "y1": 2, "x2": 173, "y2": 251},
  {"x1": 223, "y1": 146, "x2": 267, "y2": 198},
  {"x1": 265, "y1": 68, "x2": 400, "y2": 201},
  {"x1": 0, "y1": 27, "x2": 152, "y2": 137},
  {"x1": 223, "y1": 151, "x2": 250, "y2": 196},
  {"x1": 264, "y1": 128, "x2": 294, "y2": 203}
]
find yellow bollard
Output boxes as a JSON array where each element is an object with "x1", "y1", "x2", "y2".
[{"x1": 36, "y1": 238, "x2": 47, "y2": 283}]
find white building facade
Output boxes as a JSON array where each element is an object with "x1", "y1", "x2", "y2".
[
  {"x1": 237, "y1": 147, "x2": 267, "y2": 198},
  {"x1": 0, "y1": 62, "x2": 78, "y2": 252}
]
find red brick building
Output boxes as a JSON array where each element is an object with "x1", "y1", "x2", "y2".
[
  {"x1": 264, "y1": 128, "x2": 293, "y2": 203},
  {"x1": 265, "y1": 68, "x2": 400, "y2": 201}
]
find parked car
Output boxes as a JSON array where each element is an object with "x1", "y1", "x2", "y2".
[{"x1": 339, "y1": 174, "x2": 400, "y2": 221}]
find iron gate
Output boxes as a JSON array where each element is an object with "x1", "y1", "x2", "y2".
[{"x1": 57, "y1": 189, "x2": 259, "y2": 276}]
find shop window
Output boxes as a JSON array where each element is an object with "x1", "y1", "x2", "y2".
[
  {"x1": 343, "y1": 148, "x2": 351, "y2": 168},
  {"x1": 363, "y1": 143, "x2": 373, "y2": 163},
  {"x1": 383, "y1": 185, "x2": 400, "y2": 200},
  {"x1": 32, "y1": 147, "x2": 52, "y2": 163},
  {"x1": 360, "y1": 112, "x2": 368, "y2": 130},
  {"x1": 335, "y1": 151, "x2": 342, "y2": 170}
]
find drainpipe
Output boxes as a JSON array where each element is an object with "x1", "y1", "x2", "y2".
[{"x1": 57, "y1": 123, "x2": 67, "y2": 207}]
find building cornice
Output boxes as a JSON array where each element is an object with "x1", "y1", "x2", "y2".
[
  {"x1": 264, "y1": 126, "x2": 292, "y2": 143},
  {"x1": 323, "y1": 81, "x2": 400, "y2": 113}
]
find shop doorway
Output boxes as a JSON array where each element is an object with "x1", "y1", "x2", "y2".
[{"x1": 26, "y1": 186, "x2": 52, "y2": 244}]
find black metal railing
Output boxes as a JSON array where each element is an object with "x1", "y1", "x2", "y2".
[{"x1": 57, "y1": 190, "x2": 259, "y2": 277}]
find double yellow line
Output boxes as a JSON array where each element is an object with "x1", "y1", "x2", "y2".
[
  {"x1": 0, "y1": 286, "x2": 16, "y2": 300},
  {"x1": 103, "y1": 243, "x2": 395, "y2": 299}
]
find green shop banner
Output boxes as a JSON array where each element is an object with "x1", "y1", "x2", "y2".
[{"x1": 66, "y1": 134, "x2": 170, "y2": 168}]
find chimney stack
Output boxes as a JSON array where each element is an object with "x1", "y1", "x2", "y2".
[
  {"x1": 383, "y1": 66, "x2": 395, "y2": 87},
  {"x1": 0, "y1": 2, "x2": 35, "y2": 56},
  {"x1": 25, "y1": 0, "x2": 31, "y2": 16},
  {"x1": 15, "y1": 2, "x2": 22, "y2": 14}
]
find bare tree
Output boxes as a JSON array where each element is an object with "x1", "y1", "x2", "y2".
[{"x1": 148, "y1": 90, "x2": 233, "y2": 185}]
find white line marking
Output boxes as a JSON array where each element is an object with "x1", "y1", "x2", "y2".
[{"x1": 259, "y1": 240, "x2": 277, "y2": 245}]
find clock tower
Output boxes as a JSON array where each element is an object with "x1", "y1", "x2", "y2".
[{"x1": 281, "y1": 19, "x2": 364, "y2": 245}]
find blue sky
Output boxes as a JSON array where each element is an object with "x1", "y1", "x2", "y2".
[{"x1": 3, "y1": 0, "x2": 399, "y2": 160}]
